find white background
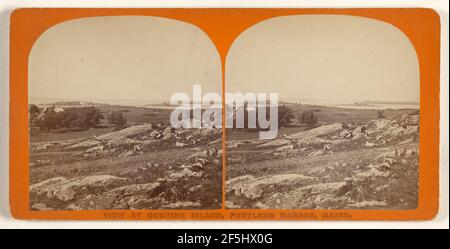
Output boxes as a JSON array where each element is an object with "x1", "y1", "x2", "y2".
[{"x1": 0, "y1": 0, "x2": 448, "y2": 229}]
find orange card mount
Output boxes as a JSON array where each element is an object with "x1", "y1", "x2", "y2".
[{"x1": 10, "y1": 8, "x2": 440, "y2": 220}]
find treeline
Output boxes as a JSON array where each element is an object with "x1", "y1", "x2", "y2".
[
  {"x1": 29, "y1": 104, "x2": 127, "y2": 132},
  {"x1": 278, "y1": 105, "x2": 318, "y2": 127},
  {"x1": 232, "y1": 104, "x2": 318, "y2": 130}
]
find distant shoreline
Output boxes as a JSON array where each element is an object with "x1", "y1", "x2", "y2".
[{"x1": 30, "y1": 99, "x2": 419, "y2": 110}]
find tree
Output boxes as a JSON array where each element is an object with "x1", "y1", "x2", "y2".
[
  {"x1": 36, "y1": 108, "x2": 57, "y2": 131},
  {"x1": 108, "y1": 111, "x2": 127, "y2": 127},
  {"x1": 278, "y1": 105, "x2": 295, "y2": 127},
  {"x1": 57, "y1": 111, "x2": 78, "y2": 128},
  {"x1": 300, "y1": 110, "x2": 318, "y2": 127},
  {"x1": 81, "y1": 106, "x2": 103, "y2": 129},
  {"x1": 36, "y1": 106, "x2": 103, "y2": 131},
  {"x1": 29, "y1": 104, "x2": 41, "y2": 125},
  {"x1": 29, "y1": 104, "x2": 40, "y2": 116}
]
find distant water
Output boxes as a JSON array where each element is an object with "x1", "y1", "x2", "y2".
[
  {"x1": 31, "y1": 97, "x2": 419, "y2": 110},
  {"x1": 30, "y1": 98, "x2": 168, "y2": 107},
  {"x1": 281, "y1": 99, "x2": 419, "y2": 110},
  {"x1": 334, "y1": 103, "x2": 419, "y2": 110}
]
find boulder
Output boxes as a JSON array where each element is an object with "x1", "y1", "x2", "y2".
[
  {"x1": 106, "y1": 137, "x2": 139, "y2": 148},
  {"x1": 260, "y1": 181, "x2": 351, "y2": 210},
  {"x1": 67, "y1": 204, "x2": 82, "y2": 210},
  {"x1": 30, "y1": 175, "x2": 127, "y2": 202},
  {"x1": 85, "y1": 145, "x2": 104, "y2": 153},
  {"x1": 119, "y1": 150, "x2": 134, "y2": 158},
  {"x1": 275, "y1": 144, "x2": 294, "y2": 153},
  {"x1": 96, "y1": 124, "x2": 154, "y2": 141},
  {"x1": 399, "y1": 138, "x2": 414, "y2": 144},
  {"x1": 226, "y1": 174, "x2": 317, "y2": 200},
  {"x1": 365, "y1": 141, "x2": 376, "y2": 147},
  {"x1": 161, "y1": 133, "x2": 177, "y2": 142},
  {"x1": 287, "y1": 123, "x2": 342, "y2": 140},
  {"x1": 189, "y1": 150, "x2": 209, "y2": 160},
  {"x1": 142, "y1": 139, "x2": 160, "y2": 146},
  {"x1": 367, "y1": 119, "x2": 392, "y2": 130},
  {"x1": 163, "y1": 126, "x2": 173, "y2": 135},
  {"x1": 162, "y1": 201, "x2": 201, "y2": 209},
  {"x1": 257, "y1": 138, "x2": 291, "y2": 148},
  {"x1": 308, "y1": 150, "x2": 324, "y2": 157},
  {"x1": 348, "y1": 200, "x2": 387, "y2": 209},
  {"x1": 188, "y1": 184, "x2": 203, "y2": 193},
  {"x1": 67, "y1": 139, "x2": 101, "y2": 150},
  {"x1": 306, "y1": 167, "x2": 326, "y2": 175},
  {"x1": 31, "y1": 203, "x2": 53, "y2": 211},
  {"x1": 225, "y1": 201, "x2": 241, "y2": 209},
  {"x1": 298, "y1": 181, "x2": 352, "y2": 197},
  {"x1": 339, "y1": 130, "x2": 351, "y2": 138},
  {"x1": 30, "y1": 142, "x2": 52, "y2": 152},
  {"x1": 105, "y1": 182, "x2": 162, "y2": 197},
  {"x1": 296, "y1": 136, "x2": 330, "y2": 147},
  {"x1": 356, "y1": 166, "x2": 390, "y2": 180},
  {"x1": 225, "y1": 175, "x2": 255, "y2": 186},
  {"x1": 245, "y1": 187, "x2": 264, "y2": 200},
  {"x1": 175, "y1": 142, "x2": 187, "y2": 147},
  {"x1": 254, "y1": 201, "x2": 269, "y2": 209},
  {"x1": 169, "y1": 168, "x2": 203, "y2": 179}
]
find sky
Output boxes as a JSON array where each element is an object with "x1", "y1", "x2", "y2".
[
  {"x1": 226, "y1": 15, "x2": 419, "y2": 103},
  {"x1": 29, "y1": 16, "x2": 221, "y2": 104},
  {"x1": 29, "y1": 15, "x2": 419, "y2": 105}
]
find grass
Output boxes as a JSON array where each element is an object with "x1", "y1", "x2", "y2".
[
  {"x1": 30, "y1": 127, "x2": 115, "y2": 143},
  {"x1": 99, "y1": 105, "x2": 173, "y2": 125},
  {"x1": 285, "y1": 104, "x2": 416, "y2": 123}
]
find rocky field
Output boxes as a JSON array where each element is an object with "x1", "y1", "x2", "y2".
[
  {"x1": 225, "y1": 111, "x2": 419, "y2": 210},
  {"x1": 29, "y1": 103, "x2": 420, "y2": 211},
  {"x1": 29, "y1": 124, "x2": 222, "y2": 210}
]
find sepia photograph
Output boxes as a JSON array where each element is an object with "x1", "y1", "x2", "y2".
[
  {"x1": 28, "y1": 16, "x2": 223, "y2": 211},
  {"x1": 2, "y1": 0, "x2": 447, "y2": 232},
  {"x1": 224, "y1": 15, "x2": 420, "y2": 210},
  {"x1": 27, "y1": 14, "x2": 422, "y2": 212}
]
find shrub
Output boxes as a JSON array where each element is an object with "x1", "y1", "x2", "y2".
[
  {"x1": 29, "y1": 104, "x2": 41, "y2": 116},
  {"x1": 108, "y1": 111, "x2": 127, "y2": 127},
  {"x1": 36, "y1": 106, "x2": 103, "y2": 131},
  {"x1": 278, "y1": 105, "x2": 295, "y2": 127},
  {"x1": 37, "y1": 110, "x2": 58, "y2": 131},
  {"x1": 300, "y1": 110, "x2": 318, "y2": 126}
]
